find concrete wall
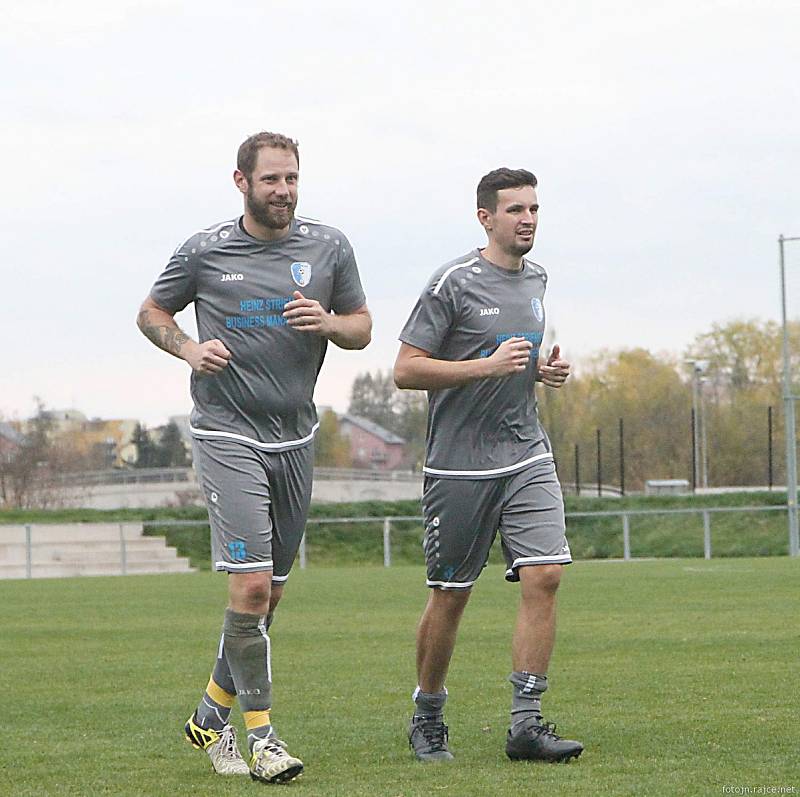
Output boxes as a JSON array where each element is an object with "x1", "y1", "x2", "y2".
[
  {"x1": 312, "y1": 477, "x2": 420, "y2": 503},
  {"x1": 55, "y1": 473, "x2": 422, "y2": 509}
]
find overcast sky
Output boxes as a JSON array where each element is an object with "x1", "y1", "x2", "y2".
[{"x1": 2, "y1": 0, "x2": 799, "y2": 426}]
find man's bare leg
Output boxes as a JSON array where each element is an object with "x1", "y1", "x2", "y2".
[
  {"x1": 512, "y1": 564, "x2": 560, "y2": 677},
  {"x1": 506, "y1": 564, "x2": 583, "y2": 761},
  {"x1": 416, "y1": 588, "x2": 471, "y2": 692},
  {"x1": 409, "y1": 588, "x2": 471, "y2": 762}
]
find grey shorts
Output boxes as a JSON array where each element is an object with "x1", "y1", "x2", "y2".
[
  {"x1": 191, "y1": 437, "x2": 313, "y2": 581},
  {"x1": 421, "y1": 457, "x2": 572, "y2": 590}
]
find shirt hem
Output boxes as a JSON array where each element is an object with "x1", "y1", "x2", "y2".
[
  {"x1": 423, "y1": 451, "x2": 553, "y2": 479},
  {"x1": 190, "y1": 423, "x2": 319, "y2": 451}
]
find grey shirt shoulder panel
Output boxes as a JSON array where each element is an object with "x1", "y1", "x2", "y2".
[
  {"x1": 150, "y1": 219, "x2": 237, "y2": 314},
  {"x1": 399, "y1": 249, "x2": 551, "y2": 479},
  {"x1": 294, "y1": 215, "x2": 367, "y2": 314},
  {"x1": 148, "y1": 216, "x2": 367, "y2": 450}
]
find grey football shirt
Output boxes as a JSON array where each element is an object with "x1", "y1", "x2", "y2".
[
  {"x1": 150, "y1": 215, "x2": 366, "y2": 451},
  {"x1": 399, "y1": 249, "x2": 551, "y2": 479}
]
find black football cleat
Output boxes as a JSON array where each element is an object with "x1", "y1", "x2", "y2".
[
  {"x1": 506, "y1": 720, "x2": 583, "y2": 762},
  {"x1": 408, "y1": 716, "x2": 455, "y2": 762}
]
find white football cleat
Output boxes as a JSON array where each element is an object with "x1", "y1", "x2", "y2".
[
  {"x1": 249, "y1": 736, "x2": 304, "y2": 784},
  {"x1": 184, "y1": 713, "x2": 249, "y2": 775}
]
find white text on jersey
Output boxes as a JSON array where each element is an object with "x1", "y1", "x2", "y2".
[
  {"x1": 479, "y1": 307, "x2": 500, "y2": 316},
  {"x1": 221, "y1": 273, "x2": 244, "y2": 282}
]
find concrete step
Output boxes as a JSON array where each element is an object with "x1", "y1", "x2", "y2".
[
  {"x1": 0, "y1": 522, "x2": 194, "y2": 579},
  {"x1": 0, "y1": 539, "x2": 179, "y2": 565},
  {"x1": 0, "y1": 558, "x2": 194, "y2": 579},
  {"x1": 0, "y1": 526, "x2": 25, "y2": 544},
  {"x1": 0, "y1": 523, "x2": 145, "y2": 544},
  {"x1": 41, "y1": 546, "x2": 180, "y2": 565}
]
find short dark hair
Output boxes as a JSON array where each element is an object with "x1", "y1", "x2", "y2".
[
  {"x1": 477, "y1": 168, "x2": 537, "y2": 212},
  {"x1": 237, "y1": 131, "x2": 300, "y2": 178}
]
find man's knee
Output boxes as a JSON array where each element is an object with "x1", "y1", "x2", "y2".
[
  {"x1": 430, "y1": 586, "x2": 472, "y2": 617},
  {"x1": 519, "y1": 564, "x2": 563, "y2": 598},
  {"x1": 229, "y1": 571, "x2": 272, "y2": 613}
]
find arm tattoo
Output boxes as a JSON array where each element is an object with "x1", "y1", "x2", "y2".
[
  {"x1": 164, "y1": 329, "x2": 190, "y2": 355},
  {"x1": 137, "y1": 308, "x2": 191, "y2": 356}
]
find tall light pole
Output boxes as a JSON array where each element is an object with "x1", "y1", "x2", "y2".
[
  {"x1": 700, "y1": 372, "x2": 709, "y2": 488},
  {"x1": 779, "y1": 234, "x2": 800, "y2": 557},
  {"x1": 685, "y1": 359, "x2": 709, "y2": 490}
]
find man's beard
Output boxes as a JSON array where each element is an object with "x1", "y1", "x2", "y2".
[
  {"x1": 507, "y1": 239, "x2": 534, "y2": 257},
  {"x1": 246, "y1": 189, "x2": 296, "y2": 229},
  {"x1": 507, "y1": 226, "x2": 536, "y2": 257}
]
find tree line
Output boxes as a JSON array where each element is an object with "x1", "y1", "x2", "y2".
[
  {"x1": 0, "y1": 408, "x2": 189, "y2": 508},
  {"x1": 330, "y1": 319, "x2": 799, "y2": 490},
  {"x1": 3, "y1": 318, "x2": 798, "y2": 506},
  {"x1": 129, "y1": 422, "x2": 190, "y2": 469}
]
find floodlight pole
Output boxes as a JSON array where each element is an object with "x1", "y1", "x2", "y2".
[
  {"x1": 779, "y1": 234, "x2": 800, "y2": 557},
  {"x1": 692, "y1": 369, "x2": 701, "y2": 487},
  {"x1": 685, "y1": 359, "x2": 708, "y2": 490},
  {"x1": 700, "y1": 379, "x2": 709, "y2": 488}
]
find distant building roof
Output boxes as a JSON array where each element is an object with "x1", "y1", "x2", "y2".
[
  {"x1": 0, "y1": 421, "x2": 24, "y2": 445},
  {"x1": 43, "y1": 409, "x2": 87, "y2": 422},
  {"x1": 340, "y1": 414, "x2": 405, "y2": 445}
]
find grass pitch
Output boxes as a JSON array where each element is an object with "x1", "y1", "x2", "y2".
[{"x1": 2, "y1": 558, "x2": 798, "y2": 796}]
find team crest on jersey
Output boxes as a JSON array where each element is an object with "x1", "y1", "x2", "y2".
[
  {"x1": 531, "y1": 297, "x2": 544, "y2": 322},
  {"x1": 291, "y1": 261, "x2": 312, "y2": 287}
]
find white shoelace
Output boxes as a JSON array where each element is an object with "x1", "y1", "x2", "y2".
[{"x1": 220, "y1": 729, "x2": 240, "y2": 757}]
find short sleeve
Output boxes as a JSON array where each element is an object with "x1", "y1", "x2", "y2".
[
  {"x1": 398, "y1": 280, "x2": 456, "y2": 355},
  {"x1": 331, "y1": 236, "x2": 367, "y2": 314},
  {"x1": 149, "y1": 243, "x2": 197, "y2": 313}
]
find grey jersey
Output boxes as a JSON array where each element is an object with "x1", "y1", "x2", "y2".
[
  {"x1": 150, "y1": 215, "x2": 366, "y2": 451},
  {"x1": 399, "y1": 249, "x2": 550, "y2": 479}
]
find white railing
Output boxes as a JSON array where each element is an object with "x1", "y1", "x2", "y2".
[{"x1": 4, "y1": 504, "x2": 791, "y2": 579}]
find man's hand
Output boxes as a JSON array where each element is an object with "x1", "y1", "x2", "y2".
[
  {"x1": 283, "y1": 291, "x2": 333, "y2": 336},
  {"x1": 183, "y1": 339, "x2": 232, "y2": 374},
  {"x1": 484, "y1": 337, "x2": 534, "y2": 377},
  {"x1": 538, "y1": 344, "x2": 570, "y2": 388}
]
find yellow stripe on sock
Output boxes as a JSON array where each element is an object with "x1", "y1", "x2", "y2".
[
  {"x1": 206, "y1": 677, "x2": 235, "y2": 708},
  {"x1": 244, "y1": 710, "x2": 271, "y2": 730}
]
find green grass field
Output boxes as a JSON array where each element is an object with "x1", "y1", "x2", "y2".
[{"x1": 2, "y1": 559, "x2": 798, "y2": 796}]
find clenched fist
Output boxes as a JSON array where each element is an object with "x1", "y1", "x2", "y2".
[
  {"x1": 484, "y1": 337, "x2": 533, "y2": 377},
  {"x1": 184, "y1": 339, "x2": 232, "y2": 374}
]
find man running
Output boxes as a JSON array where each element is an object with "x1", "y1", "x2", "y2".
[
  {"x1": 394, "y1": 167, "x2": 583, "y2": 764},
  {"x1": 137, "y1": 131, "x2": 371, "y2": 783}
]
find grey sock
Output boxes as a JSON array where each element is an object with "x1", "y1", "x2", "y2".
[
  {"x1": 413, "y1": 686, "x2": 447, "y2": 720},
  {"x1": 195, "y1": 632, "x2": 236, "y2": 730},
  {"x1": 222, "y1": 609, "x2": 273, "y2": 750},
  {"x1": 509, "y1": 671, "x2": 548, "y2": 729},
  {"x1": 196, "y1": 692, "x2": 231, "y2": 731}
]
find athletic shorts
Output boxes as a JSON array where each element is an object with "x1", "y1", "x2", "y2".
[
  {"x1": 191, "y1": 437, "x2": 313, "y2": 581},
  {"x1": 421, "y1": 457, "x2": 572, "y2": 590}
]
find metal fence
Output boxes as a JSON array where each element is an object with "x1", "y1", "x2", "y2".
[
  {"x1": 567, "y1": 504, "x2": 787, "y2": 560},
  {"x1": 4, "y1": 504, "x2": 791, "y2": 579},
  {"x1": 141, "y1": 505, "x2": 791, "y2": 568},
  {"x1": 308, "y1": 506, "x2": 790, "y2": 565}
]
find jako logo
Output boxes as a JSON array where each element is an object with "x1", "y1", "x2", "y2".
[
  {"x1": 479, "y1": 307, "x2": 500, "y2": 316},
  {"x1": 220, "y1": 273, "x2": 244, "y2": 282}
]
